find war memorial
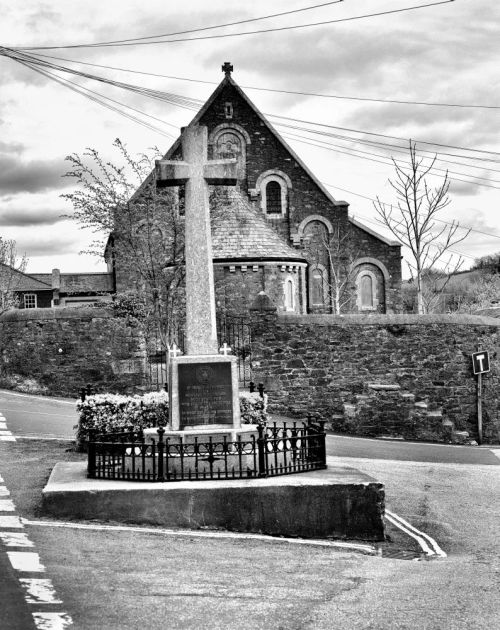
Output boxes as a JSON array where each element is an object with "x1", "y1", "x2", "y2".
[{"x1": 42, "y1": 123, "x2": 385, "y2": 541}]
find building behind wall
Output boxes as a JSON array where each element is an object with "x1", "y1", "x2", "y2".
[{"x1": 107, "y1": 63, "x2": 402, "y2": 317}]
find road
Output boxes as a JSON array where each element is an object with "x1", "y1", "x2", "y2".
[
  {"x1": 1, "y1": 389, "x2": 498, "y2": 466},
  {"x1": 0, "y1": 390, "x2": 77, "y2": 440},
  {"x1": 1, "y1": 389, "x2": 499, "y2": 629}
]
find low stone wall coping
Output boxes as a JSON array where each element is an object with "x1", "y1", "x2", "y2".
[
  {"x1": 0, "y1": 307, "x2": 113, "y2": 322},
  {"x1": 278, "y1": 313, "x2": 500, "y2": 327}
]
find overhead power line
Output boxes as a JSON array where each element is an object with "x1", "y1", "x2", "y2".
[
  {"x1": 25, "y1": 52, "x2": 500, "y2": 111},
  {"x1": 321, "y1": 182, "x2": 500, "y2": 241},
  {"x1": 17, "y1": 1, "x2": 455, "y2": 50},
  {"x1": 281, "y1": 131, "x2": 500, "y2": 190},
  {"x1": 268, "y1": 112, "x2": 500, "y2": 159},
  {"x1": 3, "y1": 45, "x2": 498, "y2": 167},
  {"x1": 21, "y1": 1, "x2": 345, "y2": 48},
  {"x1": 276, "y1": 123, "x2": 500, "y2": 173},
  {"x1": 3, "y1": 42, "x2": 500, "y2": 190}
]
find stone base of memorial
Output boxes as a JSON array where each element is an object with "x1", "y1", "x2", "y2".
[{"x1": 42, "y1": 463, "x2": 386, "y2": 541}]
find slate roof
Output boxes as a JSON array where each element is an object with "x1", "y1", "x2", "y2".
[
  {"x1": 0, "y1": 264, "x2": 51, "y2": 291},
  {"x1": 31, "y1": 272, "x2": 114, "y2": 293},
  {"x1": 211, "y1": 191, "x2": 305, "y2": 262}
]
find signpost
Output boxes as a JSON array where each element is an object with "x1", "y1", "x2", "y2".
[{"x1": 472, "y1": 351, "x2": 490, "y2": 444}]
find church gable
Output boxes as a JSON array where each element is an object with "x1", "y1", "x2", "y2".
[{"x1": 111, "y1": 63, "x2": 402, "y2": 315}]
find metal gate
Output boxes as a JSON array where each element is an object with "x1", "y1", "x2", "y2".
[{"x1": 146, "y1": 315, "x2": 252, "y2": 390}]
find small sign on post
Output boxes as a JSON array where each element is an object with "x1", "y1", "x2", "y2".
[
  {"x1": 472, "y1": 351, "x2": 490, "y2": 375},
  {"x1": 472, "y1": 351, "x2": 490, "y2": 445}
]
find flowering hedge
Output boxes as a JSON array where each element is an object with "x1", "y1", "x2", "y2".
[
  {"x1": 239, "y1": 391, "x2": 268, "y2": 425},
  {"x1": 76, "y1": 390, "x2": 268, "y2": 448}
]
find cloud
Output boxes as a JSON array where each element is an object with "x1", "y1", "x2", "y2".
[
  {"x1": 0, "y1": 206, "x2": 64, "y2": 227},
  {"x1": 449, "y1": 179, "x2": 494, "y2": 198},
  {"x1": 25, "y1": 5, "x2": 62, "y2": 31},
  {"x1": 0, "y1": 155, "x2": 68, "y2": 194},
  {"x1": 0, "y1": 141, "x2": 25, "y2": 155}
]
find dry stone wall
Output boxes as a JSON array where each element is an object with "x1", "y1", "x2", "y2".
[
  {"x1": 249, "y1": 311, "x2": 500, "y2": 443},
  {"x1": 0, "y1": 308, "x2": 147, "y2": 397}
]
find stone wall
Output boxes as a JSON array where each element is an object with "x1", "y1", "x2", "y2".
[
  {"x1": 0, "y1": 308, "x2": 147, "y2": 397},
  {"x1": 250, "y1": 311, "x2": 500, "y2": 443}
]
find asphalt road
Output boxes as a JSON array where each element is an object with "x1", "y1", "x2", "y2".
[
  {"x1": 1, "y1": 389, "x2": 498, "y2": 466},
  {"x1": 1, "y1": 389, "x2": 499, "y2": 629},
  {"x1": 0, "y1": 390, "x2": 77, "y2": 440}
]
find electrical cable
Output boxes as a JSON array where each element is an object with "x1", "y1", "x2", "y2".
[
  {"x1": 277, "y1": 124, "x2": 500, "y2": 174},
  {"x1": 321, "y1": 182, "x2": 500, "y2": 241},
  {"x1": 3, "y1": 46, "x2": 498, "y2": 167},
  {"x1": 280, "y1": 131, "x2": 500, "y2": 189},
  {"x1": 22, "y1": 1, "x2": 345, "y2": 48},
  {"x1": 25, "y1": 52, "x2": 500, "y2": 111},
  {"x1": 16, "y1": 1, "x2": 455, "y2": 50}
]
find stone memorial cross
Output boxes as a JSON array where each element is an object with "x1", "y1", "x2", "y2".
[{"x1": 156, "y1": 124, "x2": 238, "y2": 355}]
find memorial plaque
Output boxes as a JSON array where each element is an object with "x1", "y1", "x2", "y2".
[{"x1": 178, "y1": 362, "x2": 234, "y2": 428}]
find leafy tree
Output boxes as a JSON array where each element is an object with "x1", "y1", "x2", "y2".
[
  {"x1": 374, "y1": 140, "x2": 470, "y2": 314},
  {"x1": 62, "y1": 139, "x2": 185, "y2": 345},
  {"x1": 447, "y1": 272, "x2": 500, "y2": 313},
  {"x1": 472, "y1": 251, "x2": 500, "y2": 272},
  {"x1": 0, "y1": 238, "x2": 28, "y2": 314}
]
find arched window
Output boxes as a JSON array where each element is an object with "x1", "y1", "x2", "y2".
[
  {"x1": 309, "y1": 265, "x2": 327, "y2": 307},
  {"x1": 215, "y1": 131, "x2": 242, "y2": 160},
  {"x1": 360, "y1": 274, "x2": 374, "y2": 308},
  {"x1": 285, "y1": 277, "x2": 295, "y2": 311},
  {"x1": 256, "y1": 170, "x2": 291, "y2": 218},
  {"x1": 356, "y1": 270, "x2": 379, "y2": 311},
  {"x1": 265, "y1": 181, "x2": 282, "y2": 214}
]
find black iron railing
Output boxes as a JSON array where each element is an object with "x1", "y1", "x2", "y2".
[{"x1": 87, "y1": 420, "x2": 326, "y2": 482}]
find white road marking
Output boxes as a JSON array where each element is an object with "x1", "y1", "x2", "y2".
[
  {"x1": 0, "y1": 471, "x2": 72, "y2": 626},
  {"x1": 19, "y1": 579, "x2": 63, "y2": 604},
  {"x1": 32, "y1": 612, "x2": 73, "y2": 629},
  {"x1": 0, "y1": 499, "x2": 16, "y2": 511},
  {"x1": 0, "y1": 531, "x2": 34, "y2": 547},
  {"x1": 7, "y1": 551, "x2": 46, "y2": 572},
  {"x1": 16, "y1": 436, "x2": 73, "y2": 442},
  {"x1": 0, "y1": 389, "x2": 75, "y2": 405},
  {"x1": 386, "y1": 509, "x2": 447, "y2": 558},
  {"x1": 0, "y1": 435, "x2": 16, "y2": 441},
  {"x1": 0, "y1": 422, "x2": 8, "y2": 429},
  {"x1": 21, "y1": 518, "x2": 378, "y2": 555},
  {"x1": 0, "y1": 515, "x2": 23, "y2": 528}
]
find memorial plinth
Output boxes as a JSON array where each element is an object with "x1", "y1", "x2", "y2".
[{"x1": 154, "y1": 123, "x2": 254, "y2": 442}]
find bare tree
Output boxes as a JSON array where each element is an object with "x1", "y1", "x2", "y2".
[
  {"x1": 0, "y1": 238, "x2": 28, "y2": 314},
  {"x1": 374, "y1": 140, "x2": 470, "y2": 314},
  {"x1": 304, "y1": 223, "x2": 359, "y2": 314},
  {"x1": 62, "y1": 139, "x2": 185, "y2": 344}
]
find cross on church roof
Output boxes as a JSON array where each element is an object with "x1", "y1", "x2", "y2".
[{"x1": 222, "y1": 62, "x2": 233, "y2": 77}]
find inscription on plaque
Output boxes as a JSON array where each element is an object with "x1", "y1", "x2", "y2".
[{"x1": 178, "y1": 362, "x2": 233, "y2": 428}]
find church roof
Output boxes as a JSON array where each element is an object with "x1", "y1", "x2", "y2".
[{"x1": 211, "y1": 191, "x2": 305, "y2": 262}]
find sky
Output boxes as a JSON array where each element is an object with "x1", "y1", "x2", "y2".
[{"x1": 0, "y1": 0, "x2": 499, "y2": 276}]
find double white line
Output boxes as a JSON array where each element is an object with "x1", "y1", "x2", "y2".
[{"x1": 386, "y1": 509, "x2": 447, "y2": 558}]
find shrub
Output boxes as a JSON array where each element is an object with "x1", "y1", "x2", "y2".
[
  {"x1": 76, "y1": 390, "x2": 268, "y2": 448},
  {"x1": 76, "y1": 390, "x2": 169, "y2": 448},
  {"x1": 239, "y1": 391, "x2": 268, "y2": 425}
]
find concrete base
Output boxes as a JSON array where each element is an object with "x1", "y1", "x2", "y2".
[{"x1": 42, "y1": 463, "x2": 385, "y2": 541}]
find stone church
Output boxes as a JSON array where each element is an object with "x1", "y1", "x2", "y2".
[{"x1": 107, "y1": 63, "x2": 402, "y2": 316}]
